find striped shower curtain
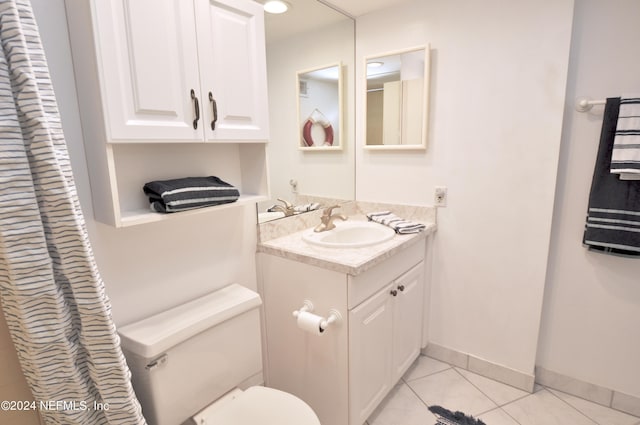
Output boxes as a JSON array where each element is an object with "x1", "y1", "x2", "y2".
[{"x1": 0, "y1": 1, "x2": 146, "y2": 424}]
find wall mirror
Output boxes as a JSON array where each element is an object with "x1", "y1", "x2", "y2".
[
  {"x1": 258, "y1": 0, "x2": 355, "y2": 223},
  {"x1": 365, "y1": 46, "x2": 430, "y2": 150},
  {"x1": 297, "y1": 63, "x2": 343, "y2": 150}
]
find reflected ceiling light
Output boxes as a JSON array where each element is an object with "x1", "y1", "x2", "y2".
[
  {"x1": 367, "y1": 61, "x2": 384, "y2": 68},
  {"x1": 264, "y1": 0, "x2": 289, "y2": 14}
]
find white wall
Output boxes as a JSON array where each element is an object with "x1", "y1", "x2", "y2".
[
  {"x1": 31, "y1": 0, "x2": 259, "y2": 328},
  {"x1": 266, "y1": 20, "x2": 355, "y2": 203},
  {"x1": 24, "y1": 0, "x2": 640, "y2": 405},
  {"x1": 537, "y1": 0, "x2": 640, "y2": 398},
  {"x1": 356, "y1": 0, "x2": 575, "y2": 375}
]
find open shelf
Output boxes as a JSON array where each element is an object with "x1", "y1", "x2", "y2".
[
  {"x1": 91, "y1": 143, "x2": 269, "y2": 227},
  {"x1": 118, "y1": 193, "x2": 268, "y2": 227}
]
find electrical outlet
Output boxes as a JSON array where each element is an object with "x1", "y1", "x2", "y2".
[{"x1": 434, "y1": 186, "x2": 447, "y2": 207}]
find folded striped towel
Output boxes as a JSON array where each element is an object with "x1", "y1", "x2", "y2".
[
  {"x1": 143, "y1": 176, "x2": 240, "y2": 213},
  {"x1": 611, "y1": 96, "x2": 640, "y2": 180},
  {"x1": 294, "y1": 202, "x2": 321, "y2": 213},
  {"x1": 366, "y1": 211, "x2": 425, "y2": 234}
]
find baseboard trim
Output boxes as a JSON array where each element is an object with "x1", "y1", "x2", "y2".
[
  {"x1": 535, "y1": 366, "x2": 640, "y2": 417},
  {"x1": 423, "y1": 343, "x2": 535, "y2": 392},
  {"x1": 422, "y1": 344, "x2": 640, "y2": 417}
]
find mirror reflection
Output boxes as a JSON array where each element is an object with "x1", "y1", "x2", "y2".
[
  {"x1": 365, "y1": 46, "x2": 429, "y2": 149},
  {"x1": 258, "y1": 0, "x2": 355, "y2": 223},
  {"x1": 298, "y1": 64, "x2": 342, "y2": 150}
]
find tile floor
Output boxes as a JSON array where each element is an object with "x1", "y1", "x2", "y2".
[{"x1": 366, "y1": 355, "x2": 640, "y2": 425}]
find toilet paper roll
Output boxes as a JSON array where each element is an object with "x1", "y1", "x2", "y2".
[{"x1": 296, "y1": 311, "x2": 325, "y2": 335}]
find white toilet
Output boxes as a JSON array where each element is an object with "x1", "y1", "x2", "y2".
[{"x1": 118, "y1": 284, "x2": 320, "y2": 425}]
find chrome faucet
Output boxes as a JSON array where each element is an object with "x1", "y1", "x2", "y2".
[
  {"x1": 314, "y1": 205, "x2": 347, "y2": 232},
  {"x1": 270, "y1": 198, "x2": 295, "y2": 216}
]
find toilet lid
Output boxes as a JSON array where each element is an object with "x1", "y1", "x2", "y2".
[{"x1": 198, "y1": 386, "x2": 320, "y2": 425}]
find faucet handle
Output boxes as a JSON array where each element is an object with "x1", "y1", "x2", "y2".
[
  {"x1": 277, "y1": 198, "x2": 293, "y2": 209},
  {"x1": 323, "y1": 205, "x2": 341, "y2": 216}
]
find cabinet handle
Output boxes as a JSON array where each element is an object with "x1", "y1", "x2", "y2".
[
  {"x1": 209, "y1": 92, "x2": 218, "y2": 130},
  {"x1": 397, "y1": 285, "x2": 405, "y2": 292},
  {"x1": 191, "y1": 89, "x2": 200, "y2": 129},
  {"x1": 390, "y1": 289, "x2": 398, "y2": 297}
]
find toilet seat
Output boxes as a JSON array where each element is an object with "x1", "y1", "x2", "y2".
[{"x1": 193, "y1": 386, "x2": 320, "y2": 425}]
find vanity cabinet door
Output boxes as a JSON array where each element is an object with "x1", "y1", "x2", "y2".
[
  {"x1": 349, "y1": 283, "x2": 394, "y2": 425},
  {"x1": 195, "y1": 0, "x2": 269, "y2": 141},
  {"x1": 391, "y1": 262, "x2": 425, "y2": 383},
  {"x1": 93, "y1": 0, "x2": 203, "y2": 141}
]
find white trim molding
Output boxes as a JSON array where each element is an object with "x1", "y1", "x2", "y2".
[{"x1": 423, "y1": 343, "x2": 536, "y2": 392}]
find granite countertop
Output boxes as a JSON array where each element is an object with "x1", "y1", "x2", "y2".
[{"x1": 257, "y1": 215, "x2": 436, "y2": 276}]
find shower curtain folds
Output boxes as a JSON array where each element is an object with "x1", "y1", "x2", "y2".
[{"x1": 0, "y1": 1, "x2": 146, "y2": 423}]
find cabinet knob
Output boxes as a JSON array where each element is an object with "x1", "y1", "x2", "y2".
[
  {"x1": 390, "y1": 289, "x2": 398, "y2": 297},
  {"x1": 397, "y1": 285, "x2": 405, "y2": 292}
]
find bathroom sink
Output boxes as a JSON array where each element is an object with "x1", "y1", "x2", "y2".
[{"x1": 302, "y1": 221, "x2": 395, "y2": 248}]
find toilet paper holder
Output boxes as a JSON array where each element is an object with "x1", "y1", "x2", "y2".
[{"x1": 292, "y1": 300, "x2": 342, "y2": 333}]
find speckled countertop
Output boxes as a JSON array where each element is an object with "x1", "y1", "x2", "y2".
[{"x1": 257, "y1": 201, "x2": 437, "y2": 276}]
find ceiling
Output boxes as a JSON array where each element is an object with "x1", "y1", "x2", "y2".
[
  {"x1": 320, "y1": 0, "x2": 412, "y2": 17},
  {"x1": 265, "y1": 0, "x2": 348, "y2": 44},
  {"x1": 264, "y1": 0, "x2": 412, "y2": 44}
]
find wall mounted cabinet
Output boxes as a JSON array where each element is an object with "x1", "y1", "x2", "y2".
[{"x1": 65, "y1": 0, "x2": 269, "y2": 227}]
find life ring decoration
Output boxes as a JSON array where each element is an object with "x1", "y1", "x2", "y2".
[{"x1": 302, "y1": 109, "x2": 334, "y2": 147}]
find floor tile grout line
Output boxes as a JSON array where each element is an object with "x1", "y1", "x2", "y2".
[
  {"x1": 420, "y1": 368, "x2": 525, "y2": 425},
  {"x1": 402, "y1": 361, "x2": 453, "y2": 383},
  {"x1": 404, "y1": 377, "x2": 436, "y2": 411},
  {"x1": 407, "y1": 357, "x2": 636, "y2": 425},
  {"x1": 398, "y1": 359, "x2": 466, "y2": 423},
  {"x1": 387, "y1": 358, "x2": 640, "y2": 425},
  {"x1": 408, "y1": 365, "x2": 509, "y2": 422},
  {"x1": 545, "y1": 387, "x2": 602, "y2": 425},
  {"x1": 474, "y1": 405, "x2": 524, "y2": 425},
  {"x1": 500, "y1": 406, "x2": 526, "y2": 425},
  {"x1": 403, "y1": 375, "x2": 456, "y2": 421},
  {"x1": 373, "y1": 365, "x2": 451, "y2": 424},
  {"x1": 451, "y1": 367, "x2": 502, "y2": 409},
  {"x1": 406, "y1": 367, "x2": 528, "y2": 425},
  {"x1": 540, "y1": 383, "x2": 640, "y2": 420},
  {"x1": 450, "y1": 366, "x2": 542, "y2": 425}
]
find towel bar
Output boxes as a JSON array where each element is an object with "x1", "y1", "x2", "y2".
[{"x1": 576, "y1": 97, "x2": 606, "y2": 112}]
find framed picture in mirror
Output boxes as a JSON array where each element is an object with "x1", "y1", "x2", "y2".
[
  {"x1": 364, "y1": 45, "x2": 430, "y2": 150},
  {"x1": 297, "y1": 63, "x2": 343, "y2": 151}
]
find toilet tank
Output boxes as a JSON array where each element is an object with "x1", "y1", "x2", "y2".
[{"x1": 118, "y1": 284, "x2": 263, "y2": 425}]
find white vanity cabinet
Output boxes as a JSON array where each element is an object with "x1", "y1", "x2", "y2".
[
  {"x1": 260, "y1": 240, "x2": 426, "y2": 425},
  {"x1": 348, "y1": 282, "x2": 395, "y2": 424},
  {"x1": 65, "y1": 0, "x2": 269, "y2": 226},
  {"x1": 348, "y1": 262, "x2": 424, "y2": 425}
]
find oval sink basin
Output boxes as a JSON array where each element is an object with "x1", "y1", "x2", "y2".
[{"x1": 302, "y1": 221, "x2": 395, "y2": 248}]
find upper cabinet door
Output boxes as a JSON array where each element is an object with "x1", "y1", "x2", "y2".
[
  {"x1": 93, "y1": 0, "x2": 203, "y2": 141},
  {"x1": 195, "y1": 0, "x2": 270, "y2": 141}
]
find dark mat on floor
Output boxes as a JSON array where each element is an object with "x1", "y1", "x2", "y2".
[{"x1": 428, "y1": 405, "x2": 487, "y2": 425}]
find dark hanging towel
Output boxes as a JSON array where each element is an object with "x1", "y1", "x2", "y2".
[{"x1": 583, "y1": 97, "x2": 640, "y2": 257}]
